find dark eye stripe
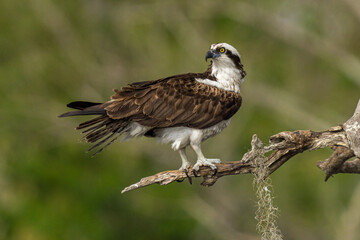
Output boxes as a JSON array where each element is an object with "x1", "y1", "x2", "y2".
[{"x1": 226, "y1": 50, "x2": 246, "y2": 77}]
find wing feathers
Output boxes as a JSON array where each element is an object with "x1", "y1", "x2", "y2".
[{"x1": 105, "y1": 73, "x2": 242, "y2": 129}]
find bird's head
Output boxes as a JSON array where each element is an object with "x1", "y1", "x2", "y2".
[
  {"x1": 206, "y1": 43, "x2": 242, "y2": 69},
  {"x1": 205, "y1": 43, "x2": 246, "y2": 79}
]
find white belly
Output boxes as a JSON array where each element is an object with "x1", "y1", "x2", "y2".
[{"x1": 155, "y1": 119, "x2": 231, "y2": 150}]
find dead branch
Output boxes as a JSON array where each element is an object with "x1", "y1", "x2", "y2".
[{"x1": 122, "y1": 99, "x2": 360, "y2": 193}]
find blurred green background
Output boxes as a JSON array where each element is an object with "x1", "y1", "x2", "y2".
[{"x1": 0, "y1": 0, "x2": 359, "y2": 239}]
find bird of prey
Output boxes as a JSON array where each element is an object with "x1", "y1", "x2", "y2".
[{"x1": 59, "y1": 43, "x2": 246, "y2": 178}]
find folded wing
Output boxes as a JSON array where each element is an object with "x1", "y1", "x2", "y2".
[{"x1": 105, "y1": 74, "x2": 242, "y2": 129}]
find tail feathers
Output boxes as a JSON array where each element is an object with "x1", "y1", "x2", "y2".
[
  {"x1": 67, "y1": 101, "x2": 102, "y2": 110},
  {"x1": 60, "y1": 101, "x2": 129, "y2": 156},
  {"x1": 58, "y1": 101, "x2": 106, "y2": 118},
  {"x1": 76, "y1": 115, "x2": 129, "y2": 156},
  {"x1": 58, "y1": 110, "x2": 106, "y2": 118},
  {"x1": 77, "y1": 115, "x2": 109, "y2": 130}
]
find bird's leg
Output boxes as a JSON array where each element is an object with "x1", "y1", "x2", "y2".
[
  {"x1": 190, "y1": 142, "x2": 220, "y2": 177},
  {"x1": 177, "y1": 148, "x2": 192, "y2": 184}
]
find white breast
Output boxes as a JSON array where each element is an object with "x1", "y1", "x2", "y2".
[
  {"x1": 155, "y1": 119, "x2": 231, "y2": 150},
  {"x1": 196, "y1": 64, "x2": 243, "y2": 93},
  {"x1": 196, "y1": 77, "x2": 241, "y2": 93}
]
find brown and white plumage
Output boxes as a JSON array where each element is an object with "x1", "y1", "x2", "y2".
[{"x1": 59, "y1": 43, "x2": 246, "y2": 175}]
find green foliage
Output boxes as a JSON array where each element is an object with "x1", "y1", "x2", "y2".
[{"x1": 0, "y1": 0, "x2": 359, "y2": 239}]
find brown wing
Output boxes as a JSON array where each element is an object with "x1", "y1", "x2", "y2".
[{"x1": 104, "y1": 74, "x2": 242, "y2": 129}]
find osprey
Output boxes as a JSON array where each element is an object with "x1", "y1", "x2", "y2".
[{"x1": 59, "y1": 43, "x2": 246, "y2": 178}]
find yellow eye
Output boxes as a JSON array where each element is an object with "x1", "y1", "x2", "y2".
[{"x1": 219, "y1": 48, "x2": 225, "y2": 53}]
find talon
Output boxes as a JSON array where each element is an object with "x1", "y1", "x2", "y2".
[
  {"x1": 184, "y1": 168, "x2": 192, "y2": 184},
  {"x1": 177, "y1": 179, "x2": 184, "y2": 183},
  {"x1": 184, "y1": 168, "x2": 190, "y2": 178},
  {"x1": 212, "y1": 167, "x2": 218, "y2": 176},
  {"x1": 187, "y1": 176, "x2": 192, "y2": 184},
  {"x1": 192, "y1": 169, "x2": 199, "y2": 177}
]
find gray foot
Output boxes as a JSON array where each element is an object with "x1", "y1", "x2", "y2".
[
  {"x1": 192, "y1": 158, "x2": 220, "y2": 176},
  {"x1": 179, "y1": 163, "x2": 191, "y2": 171}
]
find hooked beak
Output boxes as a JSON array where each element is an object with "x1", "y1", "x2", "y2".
[{"x1": 205, "y1": 50, "x2": 220, "y2": 62}]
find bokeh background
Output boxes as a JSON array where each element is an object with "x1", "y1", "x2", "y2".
[{"x1": 1, "y1": 0, "x2": 359, "y2": 239}]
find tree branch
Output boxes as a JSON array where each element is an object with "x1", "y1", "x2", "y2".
[{"x1": 122, "y1": 99, "x2": 360, "y2": 193}]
